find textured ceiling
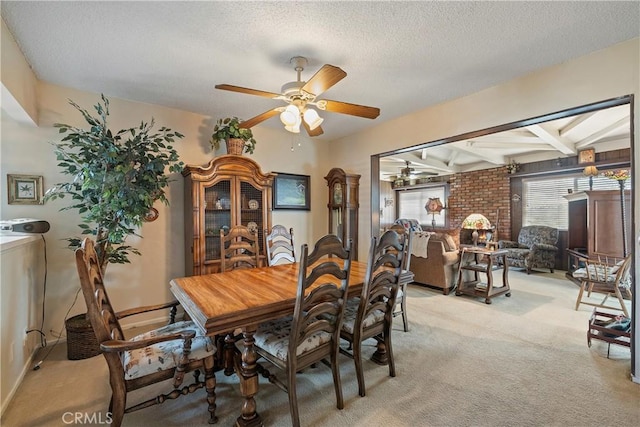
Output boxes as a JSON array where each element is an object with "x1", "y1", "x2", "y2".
[{"x1": 1, "y1": 1, "x2": 639, "y2": 142}]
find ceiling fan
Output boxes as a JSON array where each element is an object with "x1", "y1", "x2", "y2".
[
  {"x1": 399, "y1": 161, "x2": 438, "y2": 179},
  {"x1": 215, "y1": 56, "x2": 380, "y2": 137}
]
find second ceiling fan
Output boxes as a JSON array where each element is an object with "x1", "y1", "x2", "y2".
[{"x1": 215, "y1": 56, "x2": 380, "y2": 137}]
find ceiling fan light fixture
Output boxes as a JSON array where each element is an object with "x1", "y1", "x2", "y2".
[
  {"x1": 280, "y1": 104, "x2": 299, "y2": 126},
  {"x1": 303, "y1": 108, "x2": 324, "y2": 130},
  {"x1": 285, "y1": 113, "x2": 302, "y2": 133}
]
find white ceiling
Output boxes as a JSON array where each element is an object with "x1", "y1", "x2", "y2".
[
  {"x1": 1, "y1": 1, "x2": 638, "y2": 145},
  {"x1": 381, "y1": 103, "x2": 632, "y2": 180}
]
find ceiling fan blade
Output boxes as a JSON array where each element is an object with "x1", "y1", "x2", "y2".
[
  {"x1": 321, "y1": 99, "x2": 380, "y2": 119},
  {"x1": 215, "y1": 84, "x2": 281, "y2": 99},
  {"x1": 239, "y1": 109, "x2": 280, "y2": 128},
  {"x1": 301, "y1": 65, "x2": 347, "y2": 97},
  {"x1": 303, "y1": 121, "x2": 324, "y2": 137}
]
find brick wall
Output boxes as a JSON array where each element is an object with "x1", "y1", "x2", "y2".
[{"x1": 447, "y1": 166, "x2": 512, "y2": 241}]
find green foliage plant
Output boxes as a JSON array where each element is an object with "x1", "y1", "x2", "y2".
[
  {"x1": 44, "y1": 94, "x2": 184, "y2": 272},
  {"x1": 210, "y1": 116, "x2": 257, "y2": 154}
]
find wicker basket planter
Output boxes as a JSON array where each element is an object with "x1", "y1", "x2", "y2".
[
  {"x1": 66, "y1": 313, "x2": 101, "y2": 360},
  {"x1": 226, "y1": 138, "x2": 245, "y2": 155}
]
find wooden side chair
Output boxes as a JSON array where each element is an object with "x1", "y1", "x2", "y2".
[
  {"x1": 75, "y1": 238, "x2": 217, "y2": 427},
  {"x1": 572, "y1": 253, "x2": 632, "y2": 317},
  {"x1": 264, "y1": 224, "x2": 296, "y2": 266},
  {"x1": 253, "y1": 234, "x2": 353, "y2": 427},
  {"x1": 340, "y1": 229, "x2": 405, "y2": 397},
  {"x1": 220, "y1": 225, "x2": 260, "y2": 271},
  {"x1": 388, "y1": 224, "x2": 412, "y2": 332}
]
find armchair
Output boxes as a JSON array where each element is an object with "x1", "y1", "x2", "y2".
[{"x1": 498, "y1": 225, "x2": 559, "y2": 274}]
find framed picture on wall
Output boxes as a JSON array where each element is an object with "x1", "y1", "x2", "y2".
[
  {"x1": 7, "y1": 174, "x2": 44, "y2": 205},
  {"x1": 273, "y1": 173, "x2": 310, "y2": 210}
]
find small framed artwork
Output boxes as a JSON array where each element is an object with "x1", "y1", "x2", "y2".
[
  {"x1": 7, "y1": 174, "x2": 44, "y2": 205},
  {"x1": 578, "y1": 148, "x2": 595, "y2": 164},
  {"x1": 273, "y1": 173, "x2": 310, "y2": 210}
]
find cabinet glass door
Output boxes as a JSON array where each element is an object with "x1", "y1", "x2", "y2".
[
  {"x1": 239, "y1": 180, "x2": 265, "y2": 254},
  {"x1": 204, "y1": 179, "x2": 231, "y2": 261}
]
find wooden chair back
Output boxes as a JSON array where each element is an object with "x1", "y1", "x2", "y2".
[
  {"x1": 75, "y1": 238, "x2": 218, "y2": 426},
  {"x1": 358, "y1": 230, "x2": 405, "y2": 333},
  {"x1": 264, "y1": 224, "x2": 296, "y2": 265},
  {"x1": 289, "y1": 234, "x2": 353, "y2": 425},
  {"x1": 76, "y1": 238, "x2": 126, "y2": 346},
  {"x1": 220, "y1": 225, "x2": 260, "y2": 271},
  {"x1": 341, "y1": 230, "x2": 405, "y2": 396}
]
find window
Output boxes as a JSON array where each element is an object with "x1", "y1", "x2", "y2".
[
  {"x1": 397, "y1": 186, "x2": 447, "y2": 227},
  {"x1": 522, "y1": 170, "x2": 631, "y2": 229}
]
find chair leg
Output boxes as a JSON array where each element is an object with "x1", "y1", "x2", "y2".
[
  {"x1": 612, "y1": 287, "x2": 630, "y2": 318},
  {"x1": 401, "y1": 294, "x2": 409, "y2": 332},
  {"x1": 287, "y1": 366, "x2": 300, "y2": 427},
  {"x1": 575, "y1": 281, "x2": 587, "y2": 311},
  {"x1": 330, "y1": 345, "x2": 344, "y2": 409},
  {"x1": 384, "y1": 327, "x2": 396, "y2": 378},
  {"x1": 203, "y1": 355, "x2": 218, "y2": 424},
  {"x1": 109, "y1": 389, "x2": 126, "y2": 427},
  {"x1": 353, "y1": 338, "x2": 366, "y2": 397}
]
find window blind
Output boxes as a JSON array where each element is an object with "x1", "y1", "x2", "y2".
[
  {"x1": 398, "y1": 187, "x2": 446, "y2": 227},
  {"x1": 522, "y1": 171, "x2": 631, "y2": 230}
]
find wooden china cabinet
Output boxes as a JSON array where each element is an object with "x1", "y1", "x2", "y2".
[
  {"x1": 325, "y1": 168, "x2": 360, "y2": 259},
  {"x1": 183, "y1": 155, "x2": 276, "y2": 275}
]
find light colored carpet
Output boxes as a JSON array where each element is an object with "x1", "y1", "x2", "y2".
[{"x1": 2, "y1": 270, "x2": 638, "y2": 426}]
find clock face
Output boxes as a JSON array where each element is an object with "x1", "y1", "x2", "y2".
[{"x1": 333, "y1": 183, "x2": 343, "y2": 204}]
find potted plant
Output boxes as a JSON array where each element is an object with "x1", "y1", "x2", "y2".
[
  {"x1": 45, "y1": 94, "x2": 184, "y2": 273},
  {"x1": 210, "y1": 116, "x2": 257, "y2": 155}
]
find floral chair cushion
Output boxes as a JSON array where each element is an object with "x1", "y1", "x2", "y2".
[
  {"x1": 341, "y1": 298, "x2": 385, "y2": 335},
  {"x1": 123, "y1": 320, "x2": 215, "y2": 380},
  {"x1": 254, "y1": 316, "x2": 331, "y2": 362}
]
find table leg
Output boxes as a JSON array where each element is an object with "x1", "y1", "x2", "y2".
[
  {"x1": 236, "y1": 326, "x2": 263, "y2": 427},
  {"x1": 503, "y1": 257, "x2": 511, "y2": 297},
  {"x1": 370, "y1": 335, "x2": 389, "y2": 365},
  {"x1": 484, "y1": 255, "x2": 494, "y2": 304}
]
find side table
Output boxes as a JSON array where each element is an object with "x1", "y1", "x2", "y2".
[{"x1": 455, "y1": 246, "x2": 511, "y2": 304}]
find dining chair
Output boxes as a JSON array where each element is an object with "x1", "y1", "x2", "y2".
[
  {"x1": 388, "y1": 224, "x2": 413, "y2": 332},
  {"x1": 75, "y1": 238, "x2": 218, "y2": 427},
  {"x1": 253, "y1": 234, "x2": 353, "y2": 427},
  {"x1": 572, "y1": 253, "x2": 632, "y2": 317},
  {"x1": 220, "y1": 225, "x2": 260, "y2": 271},
  {"x1": 340, "y1": 229, "x2": 405, "y2": 397},
  {"x1": 219, "y1": 225, "x2": 262, "y2": 374},
  {"x1": 264, "y1": 224, "x2": 296, "y2": 265}
]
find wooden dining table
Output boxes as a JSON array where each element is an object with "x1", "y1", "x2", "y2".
[
  {"x1": 169, "y1": 260, "x2": 413, "y2": 426},
  {"x1": 169, "y1": 260, "x2": 364, "y2": 426}
]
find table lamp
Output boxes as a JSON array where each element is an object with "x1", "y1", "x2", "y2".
[
  {"x1": 462, "y1": 213, "x2": 492, "y2": 246},
  {"x1": 583, "y1": 165, "x2": 598, "y2": 191}
]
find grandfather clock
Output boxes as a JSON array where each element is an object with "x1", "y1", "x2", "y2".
[{"x1": 325, "y1": 168, "x2": 360, "y2": 259}]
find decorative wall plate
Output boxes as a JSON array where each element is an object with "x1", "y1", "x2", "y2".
[{"x1": 248, "y1": 199, "x2": 259, "y2": 209}]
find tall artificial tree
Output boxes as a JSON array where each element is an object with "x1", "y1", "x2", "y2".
[{"x1": 45, "y1": 95, "x2": 184, "y2": 272}]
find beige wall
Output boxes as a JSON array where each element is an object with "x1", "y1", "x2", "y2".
[
  {"x1": 2, "y1": 36, "x2": 638, "y2": 381},
  {"x1": 1, "y1": 82, "x2": 328, "y2": 339}
]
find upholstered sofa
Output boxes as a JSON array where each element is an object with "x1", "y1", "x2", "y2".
[
  {"x1": 410, "y1": 232, "x2": 460, "y2": 295},
  {"x1": 498, "y1": 225, "x2": 559, "y2": 274}
]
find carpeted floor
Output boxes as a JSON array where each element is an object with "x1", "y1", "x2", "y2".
[{"x1": 2, "y1": 269, "x2": 638, "y2": 426}]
